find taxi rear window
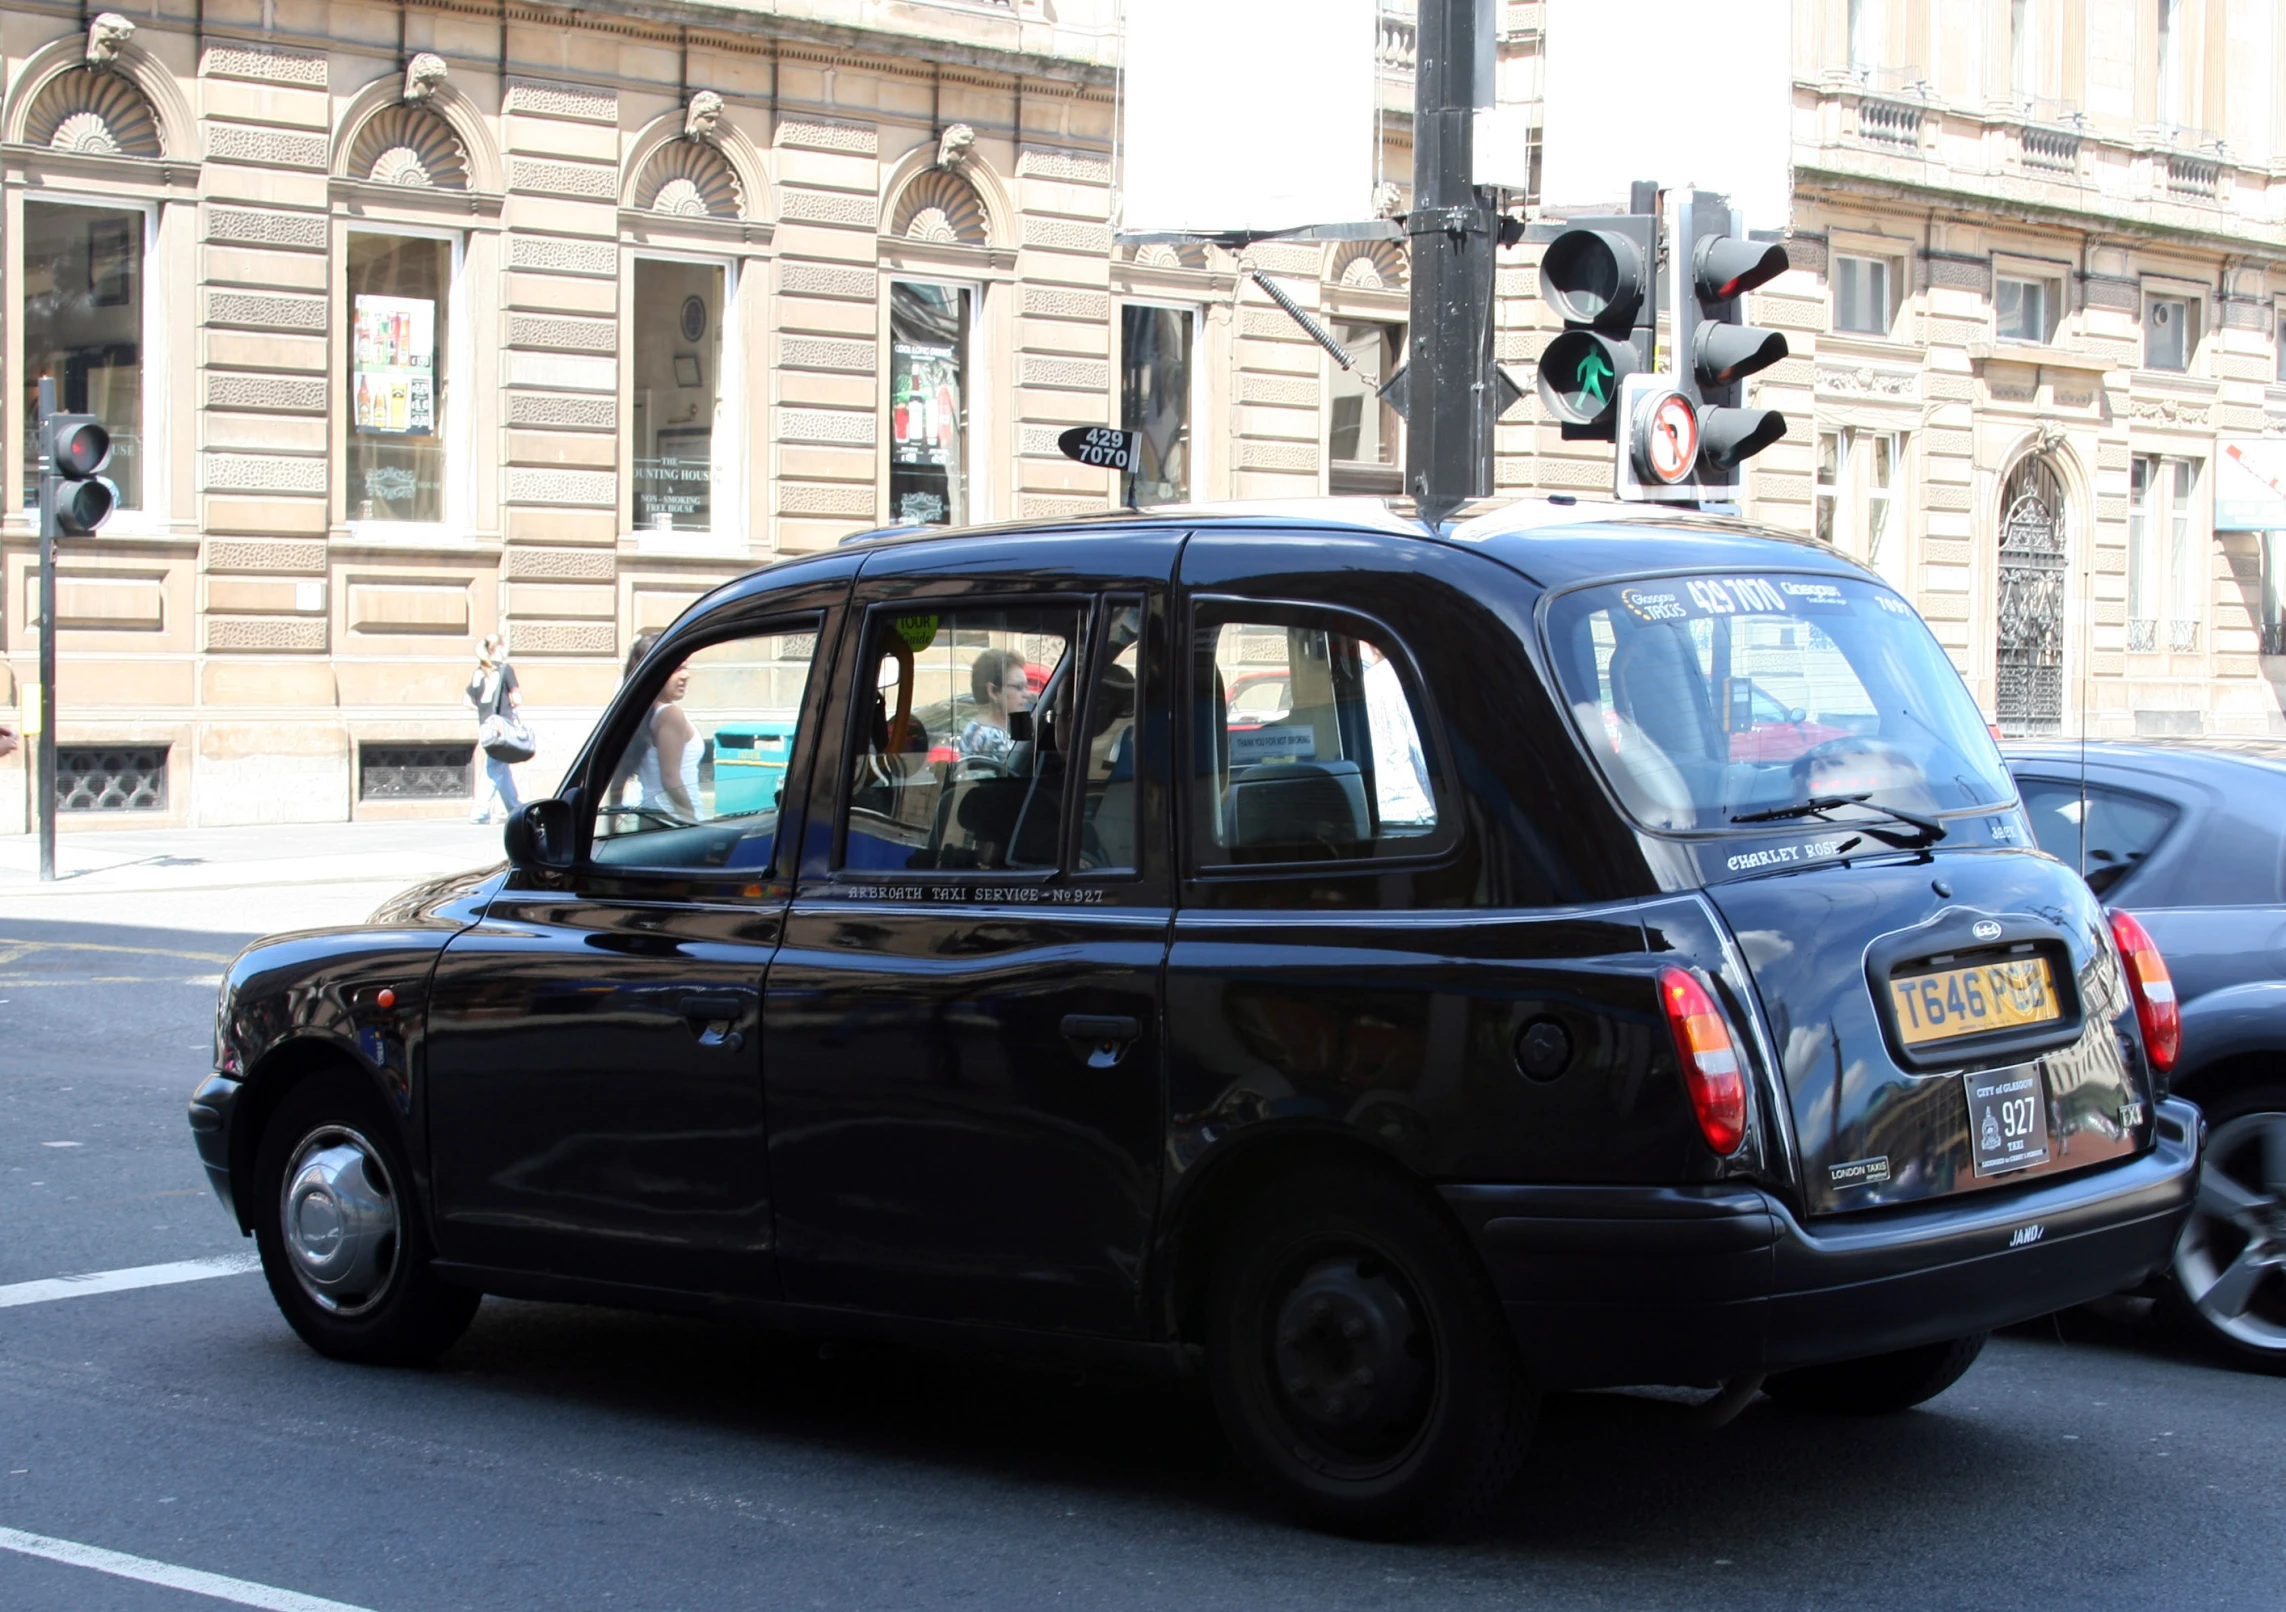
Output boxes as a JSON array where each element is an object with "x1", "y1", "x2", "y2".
[{"x1": 1544, "y1": 573, "x2": 2012, "y2": 834}]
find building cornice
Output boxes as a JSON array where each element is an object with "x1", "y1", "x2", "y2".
[
  {"x1": 3, "y1": 0, "x2": 1118, "y2": 93},
  {"x1": 1794, "y1": 162, "x2": 2286, "y2": 269}
]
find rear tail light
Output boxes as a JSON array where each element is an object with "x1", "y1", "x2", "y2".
[
  {"x1": 1659, "y1": 967, "x2": 1747, "y2": 1154},
  {"x1": 2107, "y1": 909, "x2": 2178, "y2": 1074}
]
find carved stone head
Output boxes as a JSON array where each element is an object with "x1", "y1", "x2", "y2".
[
  {"x1": 86, "y1": 13, "x2": 136, "y2": 69},
  {"x1": 936, "y1": 123, "x2": 976, "y2": 170},
  {"x1": 684, "y1": 90, "x2": 725, "y2": 144},
  {"x1": 403, "y1": 52, "x2": 448, "y2": 105}
]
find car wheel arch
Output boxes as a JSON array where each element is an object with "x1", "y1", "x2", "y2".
[
  {"x1": 2168, "y1": 1049, "x2": 2286, "y2": 1116},
  {"x1": 1153, "y1": 1126, "x2": 1477, "y2": 1346},
  {"x1": 230, "y1": 1037, "x2": 403, "y2": 1235}
]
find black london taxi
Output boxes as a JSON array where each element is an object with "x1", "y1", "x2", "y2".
[{"x1": 188, "y1": 499, "x2": 2199, "y2": 1534}]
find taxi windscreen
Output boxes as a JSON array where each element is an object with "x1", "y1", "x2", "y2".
[{"x1": 1543, "y1": 572, "x2": 2014, "y2": 834}]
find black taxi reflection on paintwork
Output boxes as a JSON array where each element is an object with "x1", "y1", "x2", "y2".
[{"x1": 187, "y1": 499, "x2": 2199, "y2": 1536}]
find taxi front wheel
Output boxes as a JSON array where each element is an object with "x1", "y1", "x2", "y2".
[
  {"x1": 1203, "y1": 1167, "x2": 1535, "y2": 1537},
  {"x1": 252, "y1": 1069, "x2": 480, "y2": 1365}
]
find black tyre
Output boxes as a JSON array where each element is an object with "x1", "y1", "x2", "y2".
[
  {"x1": 1202, "y1": 1166, "x2": 1534, "y2": 1537},
  {"x1": 2164, "y1": 1084, "x2": 2286, "y2": 1373},
  {"x1": 1764, "y1": 1333, "x2": 1987, "y2": 1414},
  {"x1": 251, "y1": 1068, "x2": 479, "y2": 1365}
]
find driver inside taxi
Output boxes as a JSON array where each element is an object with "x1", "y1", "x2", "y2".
[{"x1": 958, "y1": 647, "x2": 1031, "y2": 763}]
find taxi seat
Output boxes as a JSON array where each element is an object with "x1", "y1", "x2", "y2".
[{"x1": 1227, "y1": 759, "x2": 1370, "y2": 856}]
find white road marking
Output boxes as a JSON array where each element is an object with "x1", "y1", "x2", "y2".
[
  {"x1": 40, "y1": 1141, "x2": 81, "y2": 1149},
  {"x1": 0, "y1": 1525, "x2": 378, "y2": 1612},
  {"x1": 0, "y1": 1253, "x2": 259, "y2": 1310}
]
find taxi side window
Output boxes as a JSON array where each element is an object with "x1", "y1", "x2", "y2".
[
  {"x1": 1077, "y1": 599, "x2": 1144, "y2": 872},
  {"x1": 1190, "y1": 605, "x2": 1445, "y2": 867},
  {"x1": 592, "y1": 625, "x2": 819, "y2": 872},
  {"x1": 840, "y1": 605, "x2": 1083, "y2": 873},
  {"x1": 2014, "y1": 776, "x2": 2178, "y2": 898}
]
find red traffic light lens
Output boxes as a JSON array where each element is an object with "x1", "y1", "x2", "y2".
[{"x1": 45, "y1": 415, "x2": 112, "y2": 478}]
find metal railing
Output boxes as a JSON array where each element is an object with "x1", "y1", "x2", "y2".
[
  {"x1": 2169, "y1": 618, "x2": 2201, "y2": 653},
  {"x1": 2126, "y1": 617, "x2": 2158, "y2": 652}
]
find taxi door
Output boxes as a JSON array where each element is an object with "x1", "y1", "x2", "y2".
[
  {"x1": 424, "y1": 573, "x2": 847, "y2": 1298},
  {"x1": 762, "y1": 531, "x2": 1178, "y2": 1337}
]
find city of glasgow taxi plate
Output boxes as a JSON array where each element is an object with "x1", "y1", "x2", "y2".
[
  {"x1": 1888, "y1": 955, "x2": 2059, "y2": 1046},
  {"x1": 1965, "y1": 1063, "x2": 2051, "y2": 1177}
]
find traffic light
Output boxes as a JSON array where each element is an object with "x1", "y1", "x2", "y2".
[
  {"x1": 1671, "y1": 190, "x2": 1790, "y2": 489},
  {"x1": 39, "y1": 413, "x2": 115, "y2": 537},
  {"x1": 1535, "y1": 211, "x2": 1655, "y2": 441}
]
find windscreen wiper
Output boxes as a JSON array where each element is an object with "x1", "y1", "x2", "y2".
[{"x1": 1730, "y1": 791, "x2": 1947, "y2": 848}]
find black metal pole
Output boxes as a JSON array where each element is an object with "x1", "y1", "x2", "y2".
[
  {"x1": 34, "y1": 376, "x2": 58, "y2": 883},
  {"x1": 1405, "y1": 0, "x2": 1496, "y2": 526}
]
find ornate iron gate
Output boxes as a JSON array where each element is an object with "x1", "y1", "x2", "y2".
[{"x1": 1996, "y1": 455, "x2": 2067, "y2": 735}]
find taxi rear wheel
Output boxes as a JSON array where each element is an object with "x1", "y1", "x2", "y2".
[
  {"x1": 251, "y1": 1069, "x2": 479, "y2": 1365},
  {"x1": 1202, "y1": 1167, "x2": 1534, "y2": 1537},
  {"x1": 1764, "y1": 1333, "x2": 1987, "y2": 1414}
]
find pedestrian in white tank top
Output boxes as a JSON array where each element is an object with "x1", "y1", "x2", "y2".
[{"x1": 640, "y1": 658, "x2": 701, "y2": 821}]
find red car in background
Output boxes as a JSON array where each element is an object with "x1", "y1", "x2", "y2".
[
  {"x1": 1725, "y1": 678, "x2": 1850, "y2": 762},
  {"x1": 1224, "y1": 669, "x2": 1293, "y2": 731}
]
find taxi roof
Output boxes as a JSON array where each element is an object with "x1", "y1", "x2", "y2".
[{"x1": 835, "y1": 494, "x2": 1868, "y2": 594}]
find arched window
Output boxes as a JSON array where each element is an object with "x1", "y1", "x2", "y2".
[
  {"x1": 17, "y1": 67, "x2": 167, "y2": 511},
  {"x1": 1995, "y1": 453, "x2": 2069, "y2": 735}
]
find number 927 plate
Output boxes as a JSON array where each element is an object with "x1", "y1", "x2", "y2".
[{"x1": 1963, "y1": 1063, "x2": 2051, "y2": 1176}]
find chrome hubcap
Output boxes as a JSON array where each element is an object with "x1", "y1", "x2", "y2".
[
  {"x1": 279, "y1": 1124, "x2": 399, "y2": 1318},
  {"x1": 2173, "y1": 1110, "x2": 2286, "y2": 1353}
]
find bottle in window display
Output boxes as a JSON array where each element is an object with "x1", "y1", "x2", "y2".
[{"x1": 893, "y1": 372, "x2": 912, "y2": 453}]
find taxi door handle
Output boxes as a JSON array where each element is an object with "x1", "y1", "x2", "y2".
[
  {"x1": 680, "y1": 994, "x2": 747, "y2": 1051},
  {"x1": 1061, "y1": 1014, "x2": 1141, "y2": 1070}
]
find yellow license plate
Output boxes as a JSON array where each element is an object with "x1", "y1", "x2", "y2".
[{"x1": 1888, "y1": 956, "x2": 2060, "y2": 1046}]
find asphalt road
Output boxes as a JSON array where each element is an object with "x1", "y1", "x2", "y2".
[{"x1": 3, "y1": 906, "x2": 2283, "y2": 1611}]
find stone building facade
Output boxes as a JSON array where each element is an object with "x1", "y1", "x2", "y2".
[
  {"x1": 0, "y1": 0, "x2": 1426, "y2": 829},
  {"x1": 1497, "y1": 0, "x2": 2286, "y2": 741},
  {"x1": 7, "y1": 0, "x2": 2285, "y2": 832}
]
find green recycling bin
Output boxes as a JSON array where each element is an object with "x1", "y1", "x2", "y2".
[{"x1": 710, "y1": 724, "x2": 794, "y2": 816}]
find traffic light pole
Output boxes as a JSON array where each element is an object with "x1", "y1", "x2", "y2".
[
  {"x1": 1405, "y1": 0, "x2": 1497, "y2": 526},
  {"x1": 34, "y1": 377, "x2": 58, "y2": 883}
]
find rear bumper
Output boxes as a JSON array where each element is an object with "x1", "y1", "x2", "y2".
[
  {"x1": 186, "y1": 1073, "x2": 242, "y2": 1227},
  {"x1": 1442, "y1": 1097, "x2": 2201, "y2": 1389}
]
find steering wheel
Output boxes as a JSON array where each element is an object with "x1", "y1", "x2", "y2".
[{"x1": 946, "y1": 755, "x2": 1013, "y2": 782}]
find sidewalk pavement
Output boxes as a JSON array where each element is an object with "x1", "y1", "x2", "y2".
[{"x1": 0, "y1": 820, "x2": 509, "y2": 937}]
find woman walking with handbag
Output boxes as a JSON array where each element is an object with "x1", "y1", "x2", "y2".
[{"x1": 467, "y1": 633, "x2": 533, "y2": 824}]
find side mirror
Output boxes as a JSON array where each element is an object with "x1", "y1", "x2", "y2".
[{"x1": 504, "y1": 798, "x2": 575, "y2": 871}]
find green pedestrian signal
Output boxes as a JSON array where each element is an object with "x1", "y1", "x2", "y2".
[
  {"x1": 1534, "y1": 218, "x2": 1653, "y2": 440},
  {"x1": 1578, "y1": 348, "x2": 1611, "y2": 405}
]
